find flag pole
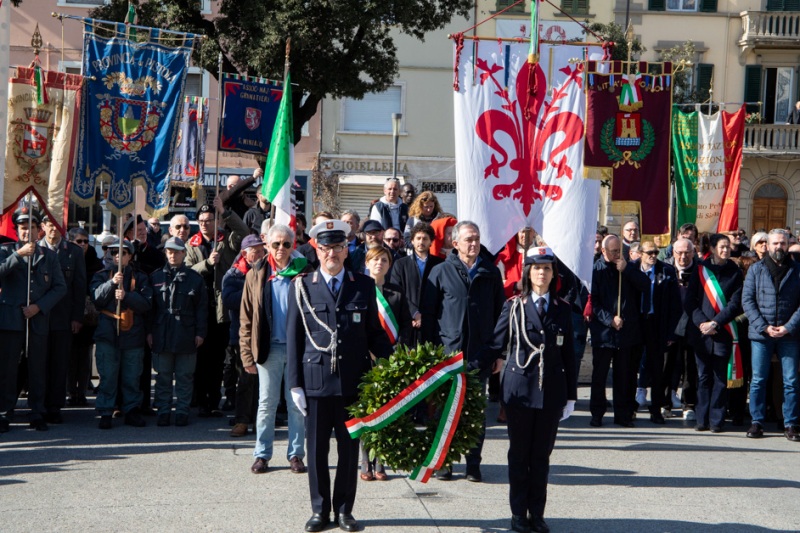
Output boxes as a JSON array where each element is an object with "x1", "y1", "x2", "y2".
[
  {"x1": 213, "y1": 52, "x2": 223, "y2": 240},
  {"x1": 269, "y1": 37, "x2": 291, "y2": 225},
  {"x1": 115, "y1": 212, "x2": 124, "y2": 335},
  {"x1": 25, "y1": 191, "x2": 34, "y2": 357}
]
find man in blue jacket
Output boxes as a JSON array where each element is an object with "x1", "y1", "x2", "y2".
[
  {"x1": 421, "y1": 220, "x2": 505, "y2": 482},
  {"x1": 742, "y1": 229, "x2": 800, "y2": 442}
]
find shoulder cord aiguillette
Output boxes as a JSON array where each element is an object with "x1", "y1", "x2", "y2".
[
  {"x1": 506, "y1": 297, "x2": 545, "y2": 390},
  {"x1": 294, "y1": 276, "x2": 339, "y2": 373}
]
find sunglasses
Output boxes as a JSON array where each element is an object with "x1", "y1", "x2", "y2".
[
  {"x1": 384, "y1": 238, "x2": 399, "y2": 243},
  {"x1": 74, "y1": 239, "x2": 89, "y2": 244},
  {"x1": 173, "y1": 224, "x2": 190, "y2": 229},
  {"x1": 270, "y1": 241, "x2": 292, "y2": 250},
  {"x1": 643, "y1": 250, "x2": 658, "y2": 256},
  {"x1": 109, "y1": 249, "x2": 130, "y2": 256}
]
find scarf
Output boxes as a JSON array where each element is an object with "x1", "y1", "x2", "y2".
[
  {"x1": 763, "y1": 254, "x2": 791, "y2": 291},
  {"x1": 267, "y1": 251, "x2": 308, "y2": 280}
]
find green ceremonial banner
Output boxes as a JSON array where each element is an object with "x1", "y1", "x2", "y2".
[{"x1": 672, "y1": 109, "x2": 699, "y2": 229}]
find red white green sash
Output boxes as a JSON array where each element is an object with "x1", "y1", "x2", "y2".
[
  {"x1": 698, "y1": 265, "x2": 744, "y2": 388},
  {"x1": 376, "y1": 287, "x2": 399, "y2": 345},
  {"x1": 346, "y1": 353, "x2": 466, "y2": 483}
]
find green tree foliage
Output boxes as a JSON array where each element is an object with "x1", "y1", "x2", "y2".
[
  {"x1": 82, "y1": 0, "x2": 473, "y2": 143},
  {"x1": 584, "y1": 21, "x2": 645, "y2": 62},
  {"x1": 658, "y1": 41, "x2": 698, "y2": 104}
]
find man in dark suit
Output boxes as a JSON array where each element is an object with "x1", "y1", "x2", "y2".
[
  {"x1": 787, "y1": 101, "x2": 800, "y2": 124},
  {"x1": 39, "y1": 215, "x2": 87, "y2": 424},
  {"x1": 286, "y1": 220, "x2": 393, "y2": 533},
  {"x1": 0, "y1": 209, "x2": 66, "y2": 433},
  {"x1": 391, "y1": 222, "x2": 443, "y2": 347},
  {"x1": 632, "y1": 241, "x2": 680, "y2": 425}
]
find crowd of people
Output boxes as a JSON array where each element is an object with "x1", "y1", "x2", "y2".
[{"x1": 1, "y1": 175, "x2": 799, "y2": 533}]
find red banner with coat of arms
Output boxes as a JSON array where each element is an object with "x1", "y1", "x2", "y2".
[
  {"x1": 583, "y1": 61, "x2": 673, "y2": 239},
  {"x1": 3, "y1": 67, "x2": 84, "y2": 234}
]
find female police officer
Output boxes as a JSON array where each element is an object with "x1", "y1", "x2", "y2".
[{"x1": 489, "y1": 246, "x2": 577, "y2": 533}]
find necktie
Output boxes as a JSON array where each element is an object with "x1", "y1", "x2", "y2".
[
  {"x1": 329, "y1": 277, "x2": 339, "y2": 299},
  {"x1": 536, "y1": 297, "x2": 545, "y2": 319}
]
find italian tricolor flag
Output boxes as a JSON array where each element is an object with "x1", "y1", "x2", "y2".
[
  {"x1": 672, "y1": 106, "x2": 745, "y2": 233},
  {"x1": 261, "y1": 72, "x2": 295, "y2": 230},
  {"x1": 376, "y1": 287, "x2": 399, "y2": 345}
]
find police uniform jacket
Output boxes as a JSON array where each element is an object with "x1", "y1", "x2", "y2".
[
  {"x1": 0, "y1": 243, "x2": 67, "y2": 335},
  {"x1": 286, "y1": 269, "x2": 393, "y2": 398},
  {"x1": 91, "y1": 265, "x2": 153, "y2": 349},
  {"x1": 149, "y1": 264, "x2": 208, "y2": 354},
  {"x1": 489, "y1": 296, "x2": 577, "y2": 411},
  {"x1": 38, "y1": 238, "x2": 86, "y2": 331}
]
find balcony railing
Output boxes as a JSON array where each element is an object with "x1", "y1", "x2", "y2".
[
  {"x1": 740, "y1": 11, "x2": 800, "y2": 50},
  {"x1": 744, "y1": 124, "x2": 800, "y2": 152}
]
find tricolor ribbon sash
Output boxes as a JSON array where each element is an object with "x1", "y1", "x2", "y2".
[
  {"x1": 346, "y1": 352, "x2": 466, "y2": 483},
  {"x1": 375, "y1": 287, "x2": 399, "y2": 345},
  {"x1": 698, "y1": 265, "x2": 744, "y2": 388}
]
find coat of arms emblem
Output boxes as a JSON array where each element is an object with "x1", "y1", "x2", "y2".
[
  {"x1": 600, "y1": 74, "x2": 655, "y2": 169},
  {"x1": 245, "y1": 107, "x2": 261, "y2": 131},
  {"x1": 10, "y1": 108, "x2": 55, "y2": 182}
]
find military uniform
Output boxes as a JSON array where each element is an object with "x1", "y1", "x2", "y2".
[
  {"x1": 286, "y1": 266, "x2": 392, "y2": 524},
  {"x1": 0, "y1": 241, "x2": 66, "y2": 428},
  {"x1": 38, "y1": 236, "x2": 87, "y2": 421}
]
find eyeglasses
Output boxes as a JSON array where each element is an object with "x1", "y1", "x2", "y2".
[
  {"x1": 198, "y1": 218, "x2": 214, "y2": 224},
  {"x1": 73, "y1": 239, "x2": 89, "y2": 244},
  {"x1": 643, "y1": 250, "x2": 658, "y2": 256},
  {"x1": 109, "y1": 249, "x2": 130, "y2": 256},
  {"x1": 173, "y1": 224, "x2": 190, "y2": 229},
  {"x1": 270, "y1": 241, "x2": 292, "y2": 250},
  {"x1": 318, "y1": 244, "x2": 346, "y2": 254},
  {"x1": 384, "y1": 238, "x2": 399, "y2": 243}
]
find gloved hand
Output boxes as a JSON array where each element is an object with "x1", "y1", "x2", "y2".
[
  {"x1": 560, "y1": 399, "x2": 576, "y2": 422},
  {"x1": 291, "y1": 387, "x2": 307, "y2": 417}
]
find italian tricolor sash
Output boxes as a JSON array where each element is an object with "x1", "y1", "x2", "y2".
[
  {"x1": 375, "y1": 287, "x2": 399, "y2": 345},
  {"x1": 346, "y1": 352, "x2": 466, "y2": 483},
  {"x1": 698, "y1": 265, "x2": 744, "y2": 388}
]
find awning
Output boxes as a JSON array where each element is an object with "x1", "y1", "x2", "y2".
[{"x1": 337, "y1": 174, "x2": 406, "y2": 185}]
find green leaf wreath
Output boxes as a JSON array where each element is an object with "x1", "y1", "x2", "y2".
[{"x1": 347, "y1": 342, "x2": 486, "y2": 473}]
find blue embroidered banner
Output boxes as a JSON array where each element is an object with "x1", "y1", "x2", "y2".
[
  {"x1": 72, "y1": 23, "x2": 194, "y2": 215},
  {"x1": 218, "y1": 75, "x2": 282, "y2": 155},
  {"x1": 172, "y1": 96, "x2": 209, "y2": 191}
]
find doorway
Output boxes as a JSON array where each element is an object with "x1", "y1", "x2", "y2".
[{"x1": 751, "y1": 182, "x2": 787, "y2": 232}]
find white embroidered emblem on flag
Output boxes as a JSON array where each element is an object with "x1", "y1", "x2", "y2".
[{"x1": 454, "y1": 43, "x2": 600, "y2": 288}]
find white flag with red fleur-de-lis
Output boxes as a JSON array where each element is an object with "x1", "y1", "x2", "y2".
[{"x1": 454, "y1": 42, "x2": 600, "y2": 288}]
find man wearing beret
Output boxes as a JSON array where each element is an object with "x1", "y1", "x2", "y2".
[
  {"x1": 39, "y1": 215, "x2": 87, "y2": 425},
  {"x1": 148, "y1": 237, "x2": 207, "y2": 427},
  {"x1": 91, "y1": 238, "x2": 153, "y2": 429},
  {"x1": 0, "y1": 209, "x2": 66, "y2": 432},
  {"x1": 186, "y1": 196, "x2": 249, "y2": 418},
  {"x1": 286, "y1": 220, "x2": 393, "y2": 532}
]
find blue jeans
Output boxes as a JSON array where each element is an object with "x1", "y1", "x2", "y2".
[
  {"x1": 153, "y1": 352, "x2": 197, "y2": 416},
  {"x1": 95, "y1": 343, "x2": 144, "y2": 416},
  {"x1": 750, "y1": 339, "x2": 800, "y2": 427},
  {"x1": 253, "y1": 343, "x2": 305, "y2": 461}
]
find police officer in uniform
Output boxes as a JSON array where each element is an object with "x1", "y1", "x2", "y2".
[
  {"x1": 286, "y1": 220, "x2": 393, "y2": 533},
  {"x1": 489, "y1": 247, "x2": 577, "y2": 533},
  {"x1": 39, "y1": 215, "x2": 87, "y2": 424},
  {"x1": 0, "y1": 208, "x2": 66, "y2": 432}
]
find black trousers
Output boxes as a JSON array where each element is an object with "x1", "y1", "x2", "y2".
[
  {"x1": 230, "y1": 345, "x2": 258, "y2": 424},
  {"x1": 632, "y1": 316, "x2": 667, "y2": 415},
  {"x1": 194, "y1": 320, "x2": 230, "y2": 411},
  {"x1": 307, "y1": 396, "x2": 360, "y2": 516},
  {"x1": 2, "y1": 329, "x2": 47, "y2": 420},
  {"x1": 695, "y1": 351, "x2": 728, "y2": 428},
  {"x1": 664, "y1": 337, "x2": 698, "y2": 409},
  {"x1": 505, "y1": 404, "x2": 561, "y2": 519},
  {"x1": 45, "y1": 329, "x2": 73, "y2": 414},
  {"x1": 590, "y1": 346, "x2": 634, "y2": 423},
  {"x1": 68, "y1": 326, "x2": 95, "y2": 401}
]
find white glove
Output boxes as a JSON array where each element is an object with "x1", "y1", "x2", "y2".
[
  {"x1": 291, "y1": 387, "x2": 307, "y2": 417},
  {"x1": 560, "y1": 400, "x2": 576, "y2": 422}
]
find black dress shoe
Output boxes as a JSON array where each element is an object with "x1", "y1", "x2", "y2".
[
  {"x1": 465, "y1": 466, "x2": 482, "y2": 482},
  {"x1": 695, "y1": 424, "x2": 709, "y2": 432},
  {"x1": 98, "y1": 415, "x2": 112, "y2": 430},
  {"x1": 589, "y1": 416, "x2": 602, "y2": 427},
  {"x1": 785, "y1": 425, "x2": 800, "y2": 442},
  {"x1": 435, "y1": 466, "x2": 452, "y2": 480},
  {"x1": 511, "y1": 515, "x2": 532, "y2": 533},
  {"x1": 29, "y1": 419, "x2": 48, "y2": 431},
  {"x1": 614, "y1": 419, "x2": 635, "y2": 428},
  {"x1": 337, "y1": 513, "x2": 359, "y2": 532},
  {"x1": 304, "y1": 513, "x2": 331, "y2": 532},
  {"x1": 124, "y1": 411, "x2": 146, "y2": 427},
  {"x1": 650, "y1": 413, "x2": 665, "y2": 425},
  {"x1": 530, "y1": 515, "x2": 550, "y2": 533},
  {"x1": 157, "y1": 413, "x2": 171, "y2": 427},
  {"x1": 710, "y1": 425, "x2": 723, "y2": 433},
  {"x1": 0, "y1": 419, "x2": 9, "y2": 433},
  {"x1": 746, "y1": 423, "x2": 763, "y2": 438},
  {"x1": 45, "y1": 412, "x2": 63, "y2": 424}
]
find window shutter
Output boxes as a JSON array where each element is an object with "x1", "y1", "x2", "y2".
[
  {"x1": 767, "y1": 0, "x2": 800, "y2": 10},
  {"x1": 743, "y1": 65, "x2": 762, "y2": 113},
  {"x1": 497, "y1": 0, "x2": 524, "y2": 12},
  {"x1": 649, "y1": 0, "x2": 666, "y2": 11},
  {"x1": 699, "y1": 0, "x2": 717, "y2": 13},
  {"x1": 343, "y1": 86, "x2": 402, "y2": 133},
  {"x1": 695, "y1": 64, "x2": 713, "y2": 103}
]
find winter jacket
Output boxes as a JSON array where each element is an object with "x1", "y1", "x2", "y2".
[
  {"x1": 149, "y1": 264, "x2": 208, "y2": 354},
  {"x1": 91, "y1": 266, "x2": 152, "y2": 349},
  {"x1": 684, "y1": 258, "x2": 743, "y2": 357},
  {"x1": 588, "y1": 258, "x2": 651, "y2": 349},
  {"x1": 742, "y1": 257, "x2": 800, "y2": 340}
]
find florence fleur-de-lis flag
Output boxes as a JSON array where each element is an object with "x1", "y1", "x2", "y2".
[
  {"x1": 260, "y1": 72, "x2": 295, "y2": 230},
  {"x1": 453, "y1": 41, "x2": 601, "y2": 288}
]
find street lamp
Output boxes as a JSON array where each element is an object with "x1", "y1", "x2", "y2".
[{"x1": 392, "y1": 113, "x2": 402, "y2": 182}]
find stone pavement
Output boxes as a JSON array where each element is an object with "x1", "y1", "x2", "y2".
[{"x1": 1, "y1": 381, "x2": 799, "y2": 532}]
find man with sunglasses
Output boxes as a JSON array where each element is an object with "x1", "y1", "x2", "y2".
[
  {"x1": 38, "y1": 215, "x2": 87, "y2": 425},
  {"x1": 631, "y1": 241, "x2": 680, "y2": 425},
  {"x1": 0, "y1": 209, "x2": 66, "y2": 433},
  {"x1": 186, "y1": 197, "x2": 249, "y2": 418},
  {"x1": 90, "y1": 238, "x2": 153, "y2": 430},
  {"x1": 286, "y1": 220, "x2": 392, "y2": 533}
]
